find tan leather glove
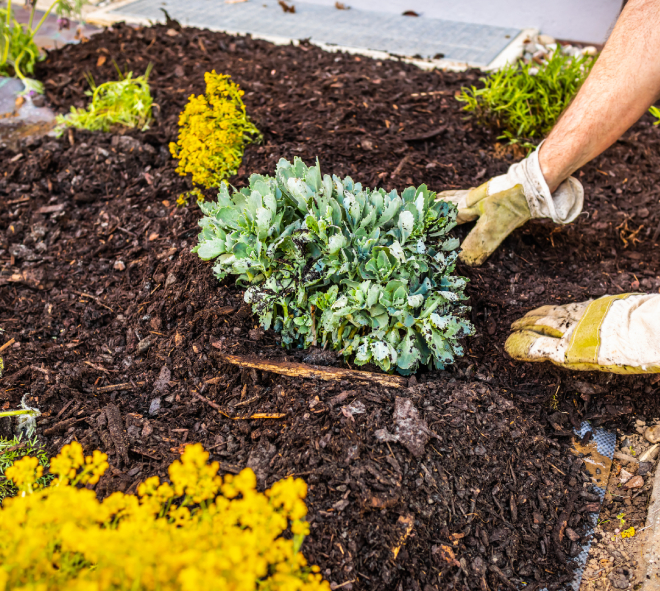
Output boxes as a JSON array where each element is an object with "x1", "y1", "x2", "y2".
[
  {"x1": 437, "y1": 145, "x2": 584, "y2": 266},
  {"x1": 505, "y1": 294, "x2": 660, "y2": 374}
]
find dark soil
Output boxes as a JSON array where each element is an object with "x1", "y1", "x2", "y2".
[{"x1": 1, "y1": 21, "x2": 660, "y2": 591}]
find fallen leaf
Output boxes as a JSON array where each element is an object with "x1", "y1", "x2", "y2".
[{"x1": 97, "y1": 55, "x2": 106, "y2": 67}]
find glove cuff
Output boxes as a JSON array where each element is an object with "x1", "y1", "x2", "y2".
[{"x1": 492, "y1": 143, "x2": 584, "y2": 224}]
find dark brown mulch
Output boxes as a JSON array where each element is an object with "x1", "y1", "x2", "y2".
[{"x1": 0, "y1": 21, "x2": 659, "y2": 591}]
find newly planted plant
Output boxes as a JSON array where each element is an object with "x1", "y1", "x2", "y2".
[
  {"x1": 1, "y1": 0, "x2": 86, "y2": 94},
  {"x1": 194, "y1": 158, "x2": 474, "y2": 375},
  {"x1": 56, "y1": 63, "x2": 153, "y2": 134},
  {"x1": 457, "y1": 50, "x2": 595, "y2": 146},
  {"x1": 0, "y1": 442, "x2": 329, "y2": 590},
  {"x1": 170, "y1": 70, "x2": 261, "y2": 204}
]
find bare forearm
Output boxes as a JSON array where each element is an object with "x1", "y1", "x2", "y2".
[{"x1": 540, "y1": 0, "x2": 660, "y2": 192}]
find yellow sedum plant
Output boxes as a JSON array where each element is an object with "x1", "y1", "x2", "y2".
[
  {"x1": 0, "y1": 442, "x2": 328, "y2": 591},
  {"x1": 170, "y1": 71, "x2": 261, "y2": 203}
]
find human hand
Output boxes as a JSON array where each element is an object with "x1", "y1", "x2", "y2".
[
  {"x1": 437, "y1": 145, "x2": 583, "y2": 266},
  {"x1": 505, "y1": 294, "x2": 660, "y2": 374}
]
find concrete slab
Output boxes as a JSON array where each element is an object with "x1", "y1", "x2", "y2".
[
  {"x1": 89, "y1": 0, "x2": 525, "y2": 68},
  {"x1": 0, "y1": 78, "x2": 57, "y2": 150},
  {"x1": 9, "y1": 5, "x2": 100, "y2": 50}
]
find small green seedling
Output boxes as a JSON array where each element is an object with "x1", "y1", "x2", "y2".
[
  {"x1": 56, "y1": 62, "x2": 153, "y2": 135},
  {"x1": 457, "y1": 50, "x2": 595, "y2": 147},
  {"x1": 1, "y1": 0, "x2": 86, "y2": 94},
  {"x1": 616, "y1": 513, "x2": 626, "y2": 528}
]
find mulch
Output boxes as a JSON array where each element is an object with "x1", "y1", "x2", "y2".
[{"x1": 1, "y1": 21, "x2": 659, "y2": 591}]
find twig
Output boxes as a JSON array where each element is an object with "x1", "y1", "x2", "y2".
[
  {"x1": 73, "y1": 291, "x2": 114, "y2": 312},
  {"x1": 192, "y1": 390, "x2": 285, "y2": 420},
  {"x1": 192, "y1": 390, "x2": 223, "y2": 411},
  {"x1": 549, "y1": 462, "x2": 566, "y2": 476},
  {"x1": 96, "y1": 381, "x2": 145, "y2": 393},
  {"x1": 6, "y1": 196, "x2": 30, "y2": 205},
  {"x1": 215, "y1": 353, "x2": 408, "y2": 388},
  {"x1": 116, "y1": 226, "x2": 138, "y2": 238},
  {"x1": 234, "y1": 393, "x2": 263, "y2": 407},
  {"x1": 403, "y1": 124, "x2": 447, "y2": 142},
  {"x1": 391, "y1": 154, "x2": 411, "y2": 179},
  {"x1": 0, "y1": 338, "x2": 16, "y2": 353}
]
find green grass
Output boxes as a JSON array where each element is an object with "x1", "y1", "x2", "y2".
[
  {"x1": 456, "y1": 50, "x2": 595, "y2": 147},
  {"x1": 56, "y1": 64, "x2": 153, "y2": 134},
  {"x1": 0, "y1": 435, "x2": 52, "y2": 503}
]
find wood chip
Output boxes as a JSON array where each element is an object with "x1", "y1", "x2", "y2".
[
  {"x1": 104, "y1": 403, "x2": 129, "y2": 466},
  {"x1": 35, "y1": 203, "x2": 66, "y2": 214}
]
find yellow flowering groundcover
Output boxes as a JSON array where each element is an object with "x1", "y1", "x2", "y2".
[
  {"x1": 170, "y1": 70, "x2": 261, "y2": 202},
  {"x1": 0, "y1": 442, "x2": 329, "y2": 591}
]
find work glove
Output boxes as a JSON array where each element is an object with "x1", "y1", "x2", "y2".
[
  {"x1": 437, "y1": 145, "x2": 584, "y2": 266},
  {"x1": 505, "y1": 293, "x2": 660, "y2": 374}
]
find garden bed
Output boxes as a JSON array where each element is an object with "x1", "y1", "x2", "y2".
[{"x1": 1, "y1": 22, "x2": 660, "y2": 590}]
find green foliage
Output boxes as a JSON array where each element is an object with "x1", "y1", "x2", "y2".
[
  {"x1": 457, "y1": 50, "x2": 595, "y2": 146},
  {"x1": 194, "y1": 158, "x2": 474, "y2": 375},
  {"x1": 56, "y1": 65, "x2": 153, "y2": 134},
  {"x1": 1, "y1": 0, "x2": 86, "y2": 94},
  {"x1": 0, "y1": 435, "x2": 51, "y2": 503},
  {"x1": 0, "y1": 7, "x2": 41, "y2": 82}
]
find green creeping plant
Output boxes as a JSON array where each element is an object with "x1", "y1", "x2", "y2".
[
  {"x1": 193, "y1": 158, "x2": 474, "y2": 375},
  {"x1": 457, "y1": 49, "x2": 595, "y2": 148}
]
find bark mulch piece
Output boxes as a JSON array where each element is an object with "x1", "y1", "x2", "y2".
[{"x1": 1, "y1": 21, "x2": 659, "y2": 591}]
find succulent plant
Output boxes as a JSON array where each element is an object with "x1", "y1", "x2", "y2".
[{"x1": 194, "y1": 157, "x2": 474, "y2": 375}]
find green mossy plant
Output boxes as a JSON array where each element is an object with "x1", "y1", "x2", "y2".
[
  {"x1": 193, "y1": 158, "x2": 474, "y2": 375},
  {"x1": 457, "y1": 50, "x2": 595, "y2": 147}
]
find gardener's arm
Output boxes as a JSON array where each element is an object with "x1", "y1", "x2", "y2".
[
  {"x1": 438, "y1": 0, "x2": 660, "y2": 266},
  {"x1": 540, "y1": 0, "x2": 660, "y2": 192}
]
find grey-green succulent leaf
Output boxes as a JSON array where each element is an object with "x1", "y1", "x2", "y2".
[{"x1": 194, "y1": 158, "x2": 474, "y2": 374}]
